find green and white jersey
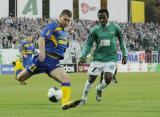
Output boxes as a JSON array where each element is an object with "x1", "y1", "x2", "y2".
[{"x1": 80, "y1": 22, "x2": 128, "y2": 62}]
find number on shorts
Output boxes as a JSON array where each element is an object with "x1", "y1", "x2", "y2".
[{"x1": 29, "y1": 64, "x2": 37, "y2": 72}]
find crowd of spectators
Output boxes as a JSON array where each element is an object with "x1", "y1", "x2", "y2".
[
  {"x1": 0, "y1": 17, "x2": 160, "y2": 52},
  {"x1": 0, "y1": 17, "x2": 50, "y2": 49},
  {"x1": 119, "y1": 22, "x2": 160, "y2": 51}
]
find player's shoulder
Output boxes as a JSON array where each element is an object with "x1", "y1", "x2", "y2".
[
  {"x1": 109, "y1": 22, "x2": 119, "y2": 27},
  {"x1": 50, "y1": 20, "x2": 58, "y2": 25},
  {"x1": 90, "y1": 25, "x2": 101, "y2": 32},
  {"x1": 109, "y1": 22, "x2": 121, "y2": 30},
  {"x1": 94, "y1": 24, "x2": 101, "y2": 29},
  {"x1": 46, "y1": 20, "x2": 59, "y2": 29}
]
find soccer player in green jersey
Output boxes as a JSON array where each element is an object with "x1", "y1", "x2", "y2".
[{"x1": 79, "y1": 9, "x2": 128, "y2": 105}]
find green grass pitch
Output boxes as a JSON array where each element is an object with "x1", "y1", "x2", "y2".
[{"x1": 0, "y1": 72, "x2": 160, "y2": 117}]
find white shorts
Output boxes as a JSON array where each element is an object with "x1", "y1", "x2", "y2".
[{"x1": 87, "y1": 61, "x2": 117, "y2": 76}]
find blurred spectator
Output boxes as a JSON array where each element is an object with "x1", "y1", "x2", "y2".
[{"x1": 0, "y1": 17, "x2": 160, "y2": 52}]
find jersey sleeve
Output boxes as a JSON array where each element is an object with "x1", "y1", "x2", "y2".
[
  {"x1": 115, "y1": 24, "x2": 128, "y2": 57},
  {"x1": 80, "y1": 28, "x2": 96, "y2": 60},
  {"x1": 41, "y1": 22, "x2": 57, "y2": 40}
]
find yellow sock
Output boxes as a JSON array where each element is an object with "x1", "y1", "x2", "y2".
[
  {"x1": 14, "y1": 59, "x2": 24, "y2": 71},
  {"x1": 61, "y1": 83, "x2": 71, "y2": 105},
  {"x1": 13, "y1": 59, "x2": 24, "y2": 77}
]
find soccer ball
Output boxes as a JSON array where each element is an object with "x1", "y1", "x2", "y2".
[{"x1": 48, "y1": 87, "x2": 63, "y2": 103}]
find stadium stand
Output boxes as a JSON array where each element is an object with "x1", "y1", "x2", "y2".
[
  {"x1": 0, "y1": 17, "x2": 160, "y2": 51},
  {"x1": 0, "y1": 17, "x2": 160, "y2": 58}
]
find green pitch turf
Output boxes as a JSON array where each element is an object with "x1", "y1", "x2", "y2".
[{"x1": 0, "y1": 72, "x2": 160, "y2": 117}]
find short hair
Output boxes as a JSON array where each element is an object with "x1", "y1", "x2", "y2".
[
  {"x1": 98, "y1": 9, "x2": 109, "y2": 17},
  {"x1": 60, "y1": 9, "x2": 72, "y2": 17}
]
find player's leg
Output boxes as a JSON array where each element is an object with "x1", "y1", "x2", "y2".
[
  {"x1": 16, "y1": 55, "x2": 40, "y2": 82},
  {"x1": 100, "y1": 71, "x2": 104, "y2": 83},
  {"x1": 49, "y1": 67, "x2": 71, "y2": 104},
  {"x1": 80, "y1": 75, "x2": 97, "y2": 105},
  {"x1": 12, "y1": 59, "x2": 27, "y2": 85},
  {"x1": 16, "y1": 68, "x2": 32, "y2": 82},
  {"x1": 96, "y1": 62, "x2": 116, "y2": 101},
  {"x1": 49, "y1": 67, "x2": 80, "y2": 110},
  {"x1": 20, "y1": 55, "x2": 33, "y2": 85},
  {"x1": 113, "y1": 68, "x2": 118, "y2": 83},
  {"x1": 80, "y1": 62, "x2": 102, "y2": 105},
  {"x1": 94, "y1": 71, "x2": 104, "y2": 101},
  {"x1": 96, "y1": 72, "x2": 113, "y2": 101}
]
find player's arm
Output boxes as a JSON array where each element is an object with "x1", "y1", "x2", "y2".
[
  {"x1": 79, "y1": 28, "x2": 96, "y2": 63},
  {"x1": 37, "y1": 37, "x2": 45, "y2": 62},
  {"x1": 38, "y1": 23, "x2": 56, "y2": 61},
  {"x1": 115, "y1": 24, "x2": 128, "y2": 64}
]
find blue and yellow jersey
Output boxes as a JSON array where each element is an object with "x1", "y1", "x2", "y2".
[
  {"x1": 19, "y1": 40, "x2": 35, "y2": 55},
  {"x1": 41, "y1": 21, "x2": 69, "y2": 59}
]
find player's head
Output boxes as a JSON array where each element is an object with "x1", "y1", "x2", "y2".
[
  {"x1": 26, "y1": 36, "x2": 33, "y2": 42},
  {"x1": 58, "y1": 9, "x2": 72, "y2": 28},
  {"x1": 97, "y1": 9, "x2": 109, "y2": 26}
]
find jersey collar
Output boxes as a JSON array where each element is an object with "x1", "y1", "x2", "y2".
[{"x1": 99, "y1": 22, "x2": 110, "y2": 28}]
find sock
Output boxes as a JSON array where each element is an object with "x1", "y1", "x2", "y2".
[
  {"x1": 97, "y1": 79, "x2": 108, "y2": 91},
  {"x1": 14, "y1": 59, "x2": 24, "y2": 77},
  {"x1": 82, "y1": 80, "x2": 92, "y2": 99},
  {"x1": 61, "y1": 82, "x2": 71, "y2": 105}
]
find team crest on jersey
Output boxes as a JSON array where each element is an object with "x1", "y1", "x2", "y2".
[{"x1": 100, "y1": 40, "x2": 110, "y2": 46}]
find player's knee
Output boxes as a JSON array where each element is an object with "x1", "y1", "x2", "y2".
[
  {"x1": 62, "y1": 79, "x2": 70, "y2": 84},
  {"x1": 16, "y1": 77, "x2": 21, "y2": 82},
  {"x1": 16, "y1": 75, "x2": 22, "y2": 82},
  {"x1": 104, "y1": 72, "x2": 113, "y2": 84},
  {"x1": 88, "y1": 78, "x2": 94, "y2": 83},
  {"x1": 16, "y1": 74, "x2": 26, "y2": 82},
  {"x1": 50, "y1": 74, "x2": 70, "y2": 83},
  {"x1": 88, "y1": 75, "x2": 97, "y2": 83}
]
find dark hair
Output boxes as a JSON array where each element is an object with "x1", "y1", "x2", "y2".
[
  {"x1": 60, "y1": 9, "x2": 72, "y2": 17},
  {"x1": 98, "y1": 9, "x2": 109, "y2": 17}
]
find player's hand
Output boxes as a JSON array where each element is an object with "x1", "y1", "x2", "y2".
[
  {"x1": 38, "y1": 51, "x2": 45, "y2": 62},
  {"x1": 122, "y1": 56, "x2": 127, "y2": 65},
  {"x1": 78, "y1": 58, "x2": 85, "y2": 66}
]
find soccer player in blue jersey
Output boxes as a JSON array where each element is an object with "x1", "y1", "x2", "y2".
[
  {"x1": 19, "y1": 36, "x2": 36, "y2": 68},
  {"x1": 15, "y1": 9, "x2": 80, "y2": 110},
  {"x1": 14, "y1": 36, "x2": 36, "y2": 85}
]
